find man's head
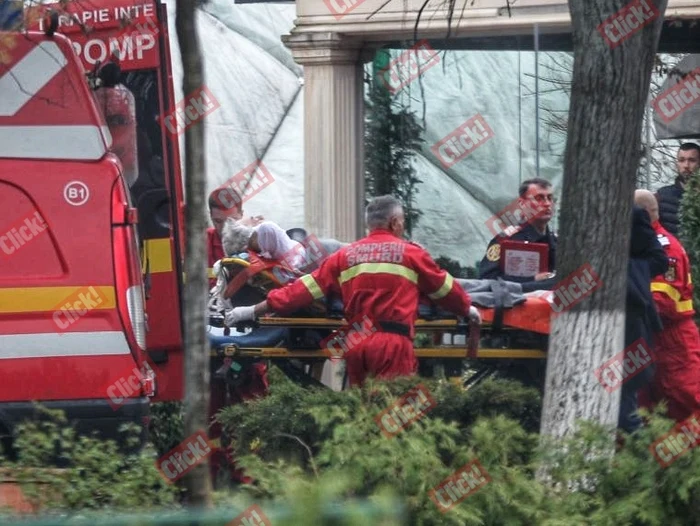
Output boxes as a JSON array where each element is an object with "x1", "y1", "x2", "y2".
[
  {"x1": 677, "y1": 143, "x2": 700, "y2": 182},
  {"x1": 518, "y1": 178, "x2": 554, "y2": 229},
  {"x1": 365, "y1": 195, "x2": 405, "y2": 238},
  {"x1": 209, "y1": 189, "x2": 243, "y2": 236},
  {"x1": 634, "y1": 189, "x2": 659, "y2": 224}
]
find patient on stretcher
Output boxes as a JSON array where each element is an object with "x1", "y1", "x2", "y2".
[{"x1": 222, "y1": 219, "x2": 308, "y2": 268}]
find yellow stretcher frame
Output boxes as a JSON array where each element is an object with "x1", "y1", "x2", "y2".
[
  {"x1": 209, "y1": 346, "x2": 546, "y2": 360},
  {"x1": 209, "y1": 316, "x2": 547, "y2": 360}
]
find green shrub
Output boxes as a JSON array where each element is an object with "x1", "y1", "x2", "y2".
[
  {"x1": 149, "y1": 401, "x2": 185, "y2": 458},
  {"x1": 216, "y1": 374, "x2": 700, "y2": 525},
  {"x1": 1, "y1": 406, "x2": 178, "y2": 513}
]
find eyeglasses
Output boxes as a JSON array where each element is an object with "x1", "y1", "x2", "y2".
[{"x1": 529, "y1": 194, "x2": 556, "y2": 204}]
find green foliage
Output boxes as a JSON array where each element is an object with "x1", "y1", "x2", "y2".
[
  {"x1": 1, "y1": 405, "x2": 178, "y2": 513},
  {"x1": 216, "y1": 375, "x2": 700, "y2": 525},
  {"x1": 148, "y1": 401, "x2": 185, "y2": 458},
  {"x1": 365, "y1": 50, "x2": 425, "y2": 237},
  {"x1": 679, "y1": 169, "x2": 700, "y2": 317}
]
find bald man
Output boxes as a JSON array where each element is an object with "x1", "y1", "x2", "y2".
[{"x1": 635, "y1": 189, "x2": 700, "y2": 422}]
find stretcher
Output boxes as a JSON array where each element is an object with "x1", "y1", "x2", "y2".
[{"x1": 207, "y1": 253, "x2": 553, "y2": 388}]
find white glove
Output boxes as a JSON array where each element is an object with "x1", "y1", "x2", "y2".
[
  {"x1": 468, "y1": 306, "x2": 482, "y2": 325},
  {"x1": 224, "y1": 305, "x2": 256, "y2": 326}
]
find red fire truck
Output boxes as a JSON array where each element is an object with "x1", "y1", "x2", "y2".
[{"x1": 0, "y1": 0, "x2": 186, "y2": 445}]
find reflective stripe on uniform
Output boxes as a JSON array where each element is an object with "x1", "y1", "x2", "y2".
[
  {"x1": 301, "y1": 274, "x2": 324, "y2": 299},
  {"x1": 208, "y1": 268, "x2": 216, "y2": 279},
  {"x1": 0, "y1": 331, "x2": 131, "y2": 359},
  {"x1": 428, "y1": 273, "x2": 454, "y2": 300},
  {"x1": 338, "y1": 263, "x2": 418, "y2": 286},
  {"x1": 651, "y1": 282, "x2": 694, "y2": 313}
]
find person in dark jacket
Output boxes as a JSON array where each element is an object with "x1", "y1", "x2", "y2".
[
  {"x1": 478, "y1": 178, "x2": 557, "y2": 291},
  {"x1": 655, "y1": 142, "x2": 700, "y2": 236},
  {"x1": 618, "y1": 205, "x2": 669, "y2": 433}
]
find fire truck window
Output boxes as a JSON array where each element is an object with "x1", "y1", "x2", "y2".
[{"x1": 120, "y1": 70, "x2": 170, "y2": 240}]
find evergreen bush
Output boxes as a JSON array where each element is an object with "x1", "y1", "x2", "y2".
[
  {"x1": 679, "y1": 169, "x2": 700, "y2": 318},
  {"x1": 1, "y1": 406, "x2": 178, "y2": 513},
  {"x1": 216, "y1": 373, "x2": 700, "y2": 525}
]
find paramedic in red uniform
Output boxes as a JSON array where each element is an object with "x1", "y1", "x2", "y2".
[
  {"x1": 206, "y1": 189, "x2": 267, "y2": 485},
  {"x1": 224, "y1": 195, "x2": 481, "y2": 386},
  {"x1": 635, "y1": 189, "x2": 700, "y2": 421}
]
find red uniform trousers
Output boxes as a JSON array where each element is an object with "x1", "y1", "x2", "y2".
[
  {"x1": 344, "y1": 333, "x2": 417, "y2": 387},
  {"x1": 208, "y1": 363, "x2": 268, "y2": 484},
  {"x1": 645, "y1": 319, "x2": 700, "y2": 422}
]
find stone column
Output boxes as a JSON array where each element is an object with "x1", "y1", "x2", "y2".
[{"x1": 283, "y1": 32, "x2": 365, "y2": 243}]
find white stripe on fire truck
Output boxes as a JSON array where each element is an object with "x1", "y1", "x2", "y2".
[
  {"x1": 0, "y1": 41, "x2": 68, "y2": 117},
  {"x1": 0, "y1": 125, "x2": 108, "y2": 160},
  {"x1": 0, "y1": 331, "x2": 131, "y2": 359}
]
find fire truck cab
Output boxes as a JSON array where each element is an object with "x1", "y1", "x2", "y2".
[{"x1": 0, "y1": 0, "x2": 186, "y2": 446}]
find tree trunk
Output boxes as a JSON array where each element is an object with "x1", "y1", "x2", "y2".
[
  {"x1": 540, "y1": 0, "x2": 668, "y2": 440},
  {"x1": 175, "y1": 0, "x2": 212, "y2": 506}
]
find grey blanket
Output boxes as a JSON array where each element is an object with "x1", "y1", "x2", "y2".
[{"x1": 456, "y1": 278, "x2": 526, "y2": 309}]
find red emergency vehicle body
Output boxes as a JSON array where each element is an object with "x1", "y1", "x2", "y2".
[
  {"x1": 0, "y1": 0, "x2": 186, "y2": 441},
  {"x1": 24, "y1": 0, "x2": 188, "y2": 402}
]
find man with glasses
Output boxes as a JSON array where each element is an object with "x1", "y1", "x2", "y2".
[{"x1": 478, "y1": 178, "x2": 558, "y2": 290}]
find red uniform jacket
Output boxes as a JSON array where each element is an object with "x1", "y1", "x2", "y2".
[
  {"x1": 266, "y1": 229, "x2": 471, "y2": 337},
  {"x1": 651, "y1": 222, "x2": 695, "y2": 321},
  {"x1": 207, "y1": 227, "x2": 225, "y2": 289}
]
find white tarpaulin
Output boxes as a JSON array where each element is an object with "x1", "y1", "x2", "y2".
[{"x1": 653, "y1": 54, "x2": 700, "y2": 140}]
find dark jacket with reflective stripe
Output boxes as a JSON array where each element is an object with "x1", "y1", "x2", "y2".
[
  {"x1": 656, "y1": 179, "x2": 684, "y2": 236},
  {"x1": 266, "y1": 229, "x2": 471, "y2": 337}
]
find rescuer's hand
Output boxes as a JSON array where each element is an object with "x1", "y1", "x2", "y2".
[
  {"x1": 224, "y1": 305, "x2": 256, "y2": 326},
  {"x1": 468, "y1": 306, "x2": 482, "y2": 325}
]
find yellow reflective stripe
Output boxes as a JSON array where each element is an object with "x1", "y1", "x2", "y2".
[
  {"x1": 651, "y1": 282, "x2": 694, "y2": 313},
  {"x1": 301, "y1": 274, "x2": 324, "y2": 299},
  {"x1": 207, "y1": 268, "x2": 216, "y2": 279},
  {"x1": 0, "y1": 286, "x2": 116, "y2": 314},
  {"x1": 338, "y1": 263, "x2": 418, "y2": 286},
  {"x1": 141, "y1": 238, "x2": 173, "y2": 274},
  {"x1": 429, "y1": 273, "x2": 454, "y2": 300}
]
